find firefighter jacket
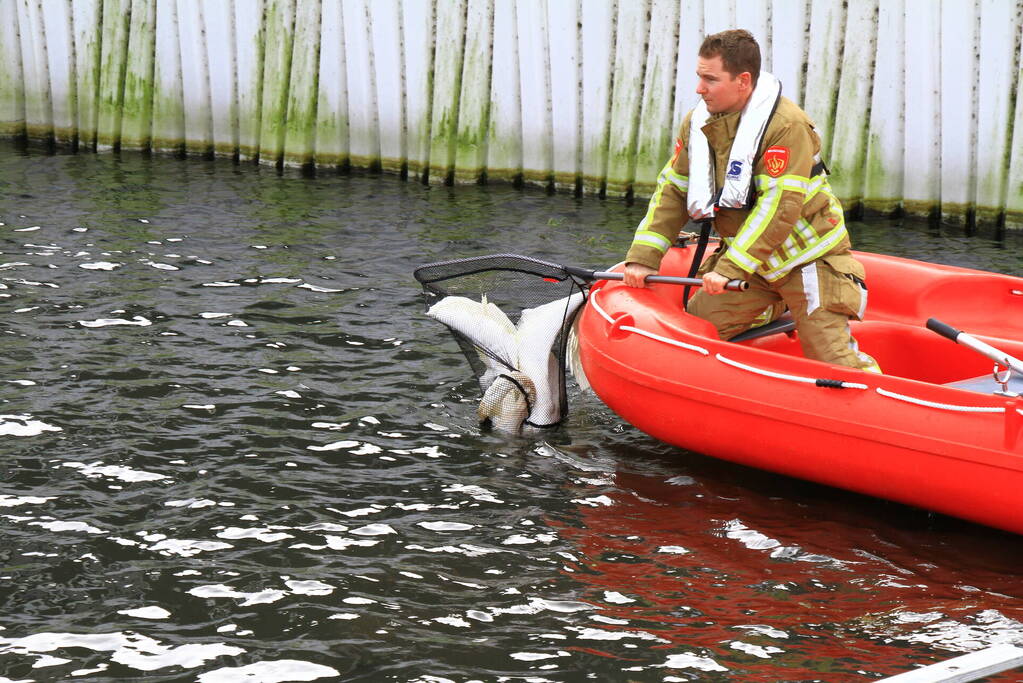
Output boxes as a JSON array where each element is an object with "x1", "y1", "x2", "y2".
[{"x1": 625, "y1": 96, "x2": 850, "y2": 283}]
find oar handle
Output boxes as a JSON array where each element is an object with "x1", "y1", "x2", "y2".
[
  {"x1": 927, "y1": 317, "x2": 1023, "y2": 375},
  {"x1": 926, "y1": 318, "x2": 961, "y2": 342},
  {"x1": 584, "y1": 270, "x2": 749, "y2": 291}
]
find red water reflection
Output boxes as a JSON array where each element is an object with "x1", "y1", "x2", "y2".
[{"x1": 548, "y1": 464, "x2": 1023, "y2": 681}]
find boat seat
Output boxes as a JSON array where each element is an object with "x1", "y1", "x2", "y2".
[
  {"x1": 944, "y1": 373, "x2": 1023, "y2": 395},
  {"x1": 729, "y1": 313, "x2": 795, "y2": 343}
]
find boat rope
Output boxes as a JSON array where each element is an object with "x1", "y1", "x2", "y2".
[
  {"x1": 589, "y1": 291, "x2": 1020, "y2": 411},
  {"x1": 715, "y1": 353, "x2": 869, "y2": 389},
  {"x1": 875, "y1": 387, "x2": 1006, "y2": 413},
  {"x1": 589, "y1": 291, "x2": 710, "y2": 356}
]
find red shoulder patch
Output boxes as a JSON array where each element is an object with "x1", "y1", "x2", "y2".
[{"x1": 763, "y1": 146, "x2": 789, "y2": 177}]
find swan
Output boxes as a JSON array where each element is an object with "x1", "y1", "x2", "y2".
[{"x1": 427, "y1": 291, "x2": 586, "y2": 431}]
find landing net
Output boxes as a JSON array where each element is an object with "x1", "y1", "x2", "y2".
[{"x1": 413, "y1": 254, "x2": 589, "y2": 429}]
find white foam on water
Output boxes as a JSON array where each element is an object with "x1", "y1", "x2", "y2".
[
  {"x1": 297, "y1": 283, "x2": 342, "y2": 293},
  {"x1": 0, "y1": 495, "x2": 53, "y2": 507},
  {"x1": 200, "y1": 312, "x2": 232, "y2": 319},
  {"x1": 442, "y1": 483, "x2": 503, "y2": 504},
  {"x1": 78, "y1": 262, "x2": 121, "y2": 270},
  {"x1": 32, "y1": 654, "x2": 71, "y2": 668},
  {"x1": 418, "y1": 521, "x2": 476, "y2": 532},
  {"x1": 117, "y1": 606, "x2": 171, "y2": 620},
  {"x1": 311, "y1": 421, "x2": 350, "y2": 430},
  {"x1": 662, "y1": 652, "x2": 729, "y2": 672},
  {"x1": 0, "y1": 631, "x2": 244, "y2": 673},
  {"x1": 350, "y1": 524, "x2": 396, "y2": 536},
  {"x1": 27, "y1": 520, "x2": 104, "y2": 535},
  {"x1": 62, "y1": 462, "x2": 168, "y2": 482},
  {"x1": 165, "y1": 499, "x2": 219, "y2": 509},
  {"x1": 188, "y1": 584, "x2": 287, "y2": 606},
  {"x1": 511, "y1": 651, "x2": 570, "y2": 662},
  {"x1": 216, "y1": 527, "x2": 294, "y2": 543},
  {"x1": 285, "y1": 580, "x2": 333, "y2": 596},
  {"x1": 78, "y1": 316, "x2": 152, "y2": 328},
  {"x1": 148, "y1": 539, "x2": 233, "y2": 557},
  {"x1": 729, "y1": 641, "x2": 785, "y2": 658},
  {"x1": 658, "y1": 546, "x2": 690, "y2": 555},
  {"x1": 307, "y1": 440, "x2": 359, "y2": 452},
  {"x1": 0, "y1": 415, "x2": 61, "y2": 437},
  {"x1": 141, "y1": 260, "x2": 179, "y2": 271},
  {"x1": 197, "y1": 660, "x2": 341, "y2": 682},
  {"x1": 603, "y1": 591, "x2": 634, "y2": 604}
]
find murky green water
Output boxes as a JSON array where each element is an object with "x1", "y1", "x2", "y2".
[{"x1": 1, "y1": 141, "x2": 1022, "y2": 682}]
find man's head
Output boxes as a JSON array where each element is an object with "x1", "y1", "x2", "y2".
[{"x1": 696, "y1": 29, "x2": 760, "y2": 114}]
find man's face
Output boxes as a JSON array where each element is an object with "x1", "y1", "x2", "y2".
[{"x1": 695, "y1": 54, "x2": 751, "y2": 114}]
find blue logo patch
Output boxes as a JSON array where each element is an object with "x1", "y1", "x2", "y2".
[{"x1": 727, "y1": 160, "x2": 743, "y2": 178}]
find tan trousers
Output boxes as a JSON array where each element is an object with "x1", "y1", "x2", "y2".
[{"x1": 687, "y1": 250, "x2": 880, "y2": 372}]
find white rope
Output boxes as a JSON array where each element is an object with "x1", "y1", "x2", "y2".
[
  {"x1": 587, "y1": 290, "x2": 617, "y2": 324},
  {"x1": 588, "y1": 290, "x2": 710, "y2": 356},
  {"x1": 876, "y1": 387, "x2": 1005, "y2": 413},
  {"x1": 621, "y1": 326, "x2": 709, "y2": 355},
  {"x1": 716, "y1": 353, "x2": 868, "y2": 389}
]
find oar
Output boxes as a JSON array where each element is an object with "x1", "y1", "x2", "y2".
[
  {"x1": 563, "y1": 265, "x2": 749, "y2": 291},
  {"x1": 926, "y1": 318, "x2": 1023, "y2": 375}
]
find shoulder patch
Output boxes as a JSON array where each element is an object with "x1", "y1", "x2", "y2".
[
  {"x1": 670, "y1": 137, "x2": 682, "y2": 164},
  {"x1": 764, "y1": 146, "x2": 789, "y2": 177}
]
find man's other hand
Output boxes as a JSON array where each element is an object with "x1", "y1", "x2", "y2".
[
  {"x1": 702, "y1": 271, "x2": 730, "y2": 295},
  {"x1": 623, "y1": 262, "x2": 658, "y2": 288}
]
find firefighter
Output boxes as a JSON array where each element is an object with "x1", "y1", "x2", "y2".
[{"x1": 622, "y1": 29, "x2": 879, "y2": 373}]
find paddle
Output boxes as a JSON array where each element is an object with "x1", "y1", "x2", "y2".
[
  {"x1": 562, "y1": 265, "x2": 749, "y2": 291},
  {"x1": 926, "y1": 318, "x2": 1023, "y2": 375}
]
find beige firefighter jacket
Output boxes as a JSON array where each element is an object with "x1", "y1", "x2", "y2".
[{"x1": 625, "y1": 96, "x2": 850, "y2": 283}]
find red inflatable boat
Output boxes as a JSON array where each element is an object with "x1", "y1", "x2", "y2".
[{"x1": 576, "y1": 244, "x2": 1023, "y2": 534}]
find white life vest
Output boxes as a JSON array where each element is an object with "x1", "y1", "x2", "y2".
[{"x1": 687, "y1": 71, "x2": 782, "y2": 218}]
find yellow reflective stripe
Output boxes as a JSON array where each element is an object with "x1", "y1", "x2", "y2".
[
  {"x1": 755, "y1": 174, "x2": 811, "y2": 194},
  {"x1": 724, "y1": 243, "x2": 760, "y2": 274},
  {"x1": 665, "y1": 169, "x2": 688, "y2": 192},
  {"x1": 804, "y1": 175, "x2": 830, "y2": 203},
  {"x1": 631, "y1": 230, "x2": 672, "y2": 254},
  {"x1": 635, "y1": 161, "x2": 689, "y2": 235},
  {"x1": 796, "y1": 218, "x2": 817, "y2": 244},
  {"x1": 759, "y1": 223, "x2": 849, "y2": 281},
  {"x1": 729, "y1": 175, "x2": 786, "y2": 269}
]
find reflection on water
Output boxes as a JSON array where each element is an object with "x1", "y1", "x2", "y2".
[{"x1": 1, "y1": 141, "x2": 1022, "y2": 681}]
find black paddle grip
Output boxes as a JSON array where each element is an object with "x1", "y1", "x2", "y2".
[{"x1": 926, "y1": 317, "x2": 961, "y2": 343}]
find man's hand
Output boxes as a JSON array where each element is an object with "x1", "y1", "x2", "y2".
[
  {"x1": 623, "y1": 262, "x2": 658, "y2": 288},
  {"x1": 702, "y1": 271, "x2": 731, "y2": 295}
]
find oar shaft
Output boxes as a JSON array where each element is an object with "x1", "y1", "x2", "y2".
[
  {"x1": 590, "y1": 271, "x2": 749, "y2": 291},
  {"x1": 927, "y1": 318, "x2": 1023, "y2": 375}
]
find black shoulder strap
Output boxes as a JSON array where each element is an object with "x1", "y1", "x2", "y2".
[{"x1": 683, "y1": 219, "x2": 713, "y2": 308}]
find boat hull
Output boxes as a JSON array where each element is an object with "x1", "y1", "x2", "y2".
[{"x1": 578, "y1": 246, "x2": 1023, "y2": 534}]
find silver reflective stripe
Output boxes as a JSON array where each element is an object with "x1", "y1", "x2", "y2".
[{"x1": 802, "y1": 262, "x2": 821, "y2": 316}]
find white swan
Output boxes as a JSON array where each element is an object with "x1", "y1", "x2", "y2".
[{"x1": 427, "y1": 291, "x2": 586, "y2": 431}]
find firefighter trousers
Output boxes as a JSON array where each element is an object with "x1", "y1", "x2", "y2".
[{"x1": 687, "y1": 250, "x2": 881, "y2": 372}]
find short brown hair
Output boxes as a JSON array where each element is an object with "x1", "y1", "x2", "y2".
[{"x1": 699, "y1": 29, "x2": 760, "y2": 87}]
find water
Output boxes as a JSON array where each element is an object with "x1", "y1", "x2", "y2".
[{"x1": 1, "y1": 140, "x2": 1023, "y2": 682}]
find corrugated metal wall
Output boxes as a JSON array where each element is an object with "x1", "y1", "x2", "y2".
[{"x1": 1, "y1": 0, "x2": 1022, "y2": 225}]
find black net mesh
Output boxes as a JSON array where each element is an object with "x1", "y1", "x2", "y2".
[{"x1": 414, "y1": 254, "x2": 589, "y2": 429}]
